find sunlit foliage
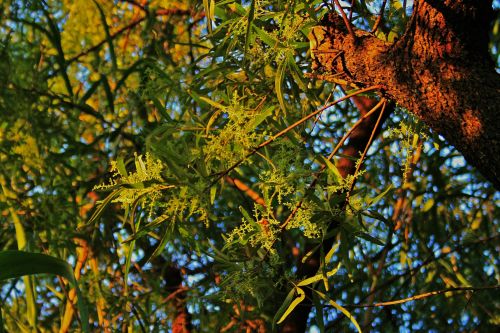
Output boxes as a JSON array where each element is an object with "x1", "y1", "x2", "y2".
[{"x1": 0, "y1": 0, "x2": 499, "y2": 332}]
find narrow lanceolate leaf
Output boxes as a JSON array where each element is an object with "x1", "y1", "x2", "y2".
[
  {"x1": 199, "y1": 96, "x2": 226, "y2": 110},
  {"x1": 79, "y1": 79, "x2": 101, "y2": 104},
  {"x1": 275, "y1": 61, "x2": 286, "y2": 112},
  {"x1": 297, "y1": 262, "x2": 341, "y2": 287},
  {"x1": 149, "y1": 221, "x2": 175, "y2": 260},
  {"x1": 301, "y1": 243, "x2": 321, "y2": 263},
  {"x1": 249, "y1": 105, "x2": 274, "y2": 130},
  {"x1": 0, "y1": 251, "x2": 89, "y2": 333},
  {"x1": 101, "y1": 74, "x2": 115, "y2": 113},
  {"x1": 92, "y1": 0, "x2": 117, "y2": 70},
  {"x1": 325, "y1": 241, "x2": 341, "y2": 263},
  {"x1": 276, "y1": 287, "x2": 305, "y2": 324},
  {"x1": 367, "y1": 184, "x2": 393, "y2": 207},
  {"x1": 253, "y1": 25, "x2": 284, "y2": 48},
  {"x1": 314, "y1": 290, "x2": 362, "y2": 333},
  {"x1": 320, "y1": 155, "x2": 343, "y2": 184},
  {"x1": 9, "y1": 207, "x2": 36, "y2": 327},
  {"x1": 286, "y1": 53, "x2": 308, "y2": 91},
  {"x1": 203, "y1": 0, "x2": 215, "y2": 33},
  {"x1": 312, "y1": 291, "x2": 325, "y2": 332},
  {"x1": 244, "y1": 0, "x2": 256, "y2": 60},
  {"x1": 85, "y1": 187, "x2": 124, "y2": 226},
  {"x1": 353, "y1": 231, "x2": 385, "y2": 246},
  {"x1": 272, "y1": 287, "x2": 296, "y2": 328}
]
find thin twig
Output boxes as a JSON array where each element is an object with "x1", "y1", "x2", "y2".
[
  {"x1": 362, "y1": 142, "x2": 421, "y2": 328},
  {"x1": 343, "y1": 285, "x2": 500, "y2": 308},
  {"x1": 326, "y1": 98, "x2": 385, "y2": 161},
  {"x1": 349, "y1": 0, "x2": 355, "y2": 21},
  {"x1": 162, "y1": 286, "x2": 189, "y2": 304},
  {"x1": 279, "y1": 98, "x2": 386, "y2": 229},
  {"x1": 355, "y1": 234, "x2": 500, "y2": 305},
  {"x1": 67, "y1": 8, "x2": 202, "y2": 65},
  {"x1": 345, "y1": 99, "x2": 387, "y2": 201},
  {"x1": 257, "y1": 86, "x2": 382, "y2": 150},
  {"x1": 119, "y1": 0, "x2": 147, "y2": 12},
  {"x1": 371, "y1": 0, "x2": 388, "y2": 33},
  {"x1": 67, "y1": 18, "x2": 146, "y2": 65},
  {"x1": 333, "y1": 0, "x2": 356, "y2": 39},
  {"x1": 311, "y1": 92, "x2": 334, "y2": 132}
]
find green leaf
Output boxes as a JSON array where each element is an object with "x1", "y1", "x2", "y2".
[
  {"x1": 253, "y1": 25, "x2": 284, "y2": 48},
  {"x1": 116, "y1": 156, "x2": 128, "y2": 177},
  {"x1": 320, "y1": 155, "x2": 342, "y2": 185},
  {"x1": 312, "y1": 291, "x2": 325, "y2": 332},
  {"x1": 123, "y1": 238, "x2": 135, "y2": 295},
  {"x1": 148, "y1": 223, "x2": 174, "y2": 260},
  {"x1": 199, "y1": 96, "x2": 226, "y2": 110},
  {"x1": 79, "y1": 79, "x2": 101, "y2": 104},
  {"x1": 275, "y1": 61, "x2": 286, "y2": 112},
  {"x1": 353, "y1": 231, "x2": 385, "y2": 246},
  {"x1": 203, "y1": 0, "x2": 214, "y2": 33},
  {"x1": 244, "y1": 1, "x2": 256, "y2": 60},
  {"x1": 100, "y1": 74, "x2": 115, "y2": 114},
  {"x1": 286, "y1": 53, "x2": 308, "y2": 91},
  {"x1": 276, "y1": 287, "x2": 305, "y2": 324},
  {"x1": 302, "y1": 244, "x2": 321, "y2": 263},
  {"x1": 85, "y1": 187, "x2": 124, "y2": 226},
  {"x1": 210, "y1": 185, "x2": 217, "y2": 205},
  {"x1": 92, "y1": 0, "x2": 117, "y2": 70},
  {"x1": 367, "y1": 184, "x2": 393, "y2": 207},
  {"x1": 41, "y1": 9, "x2": 73, "y2": 96},
  {"x1": 363, "y1": 210, "x2": 391, "y2": 226},
  {"x1": 239, "y1": 206, "x2": 256, "y2": 227},
  {"x1": 0, "y1": 251, "x2": 89, "y2": 333},
  {"x1": 273, "y1": 287, "x2": 296, "y2": 328},
  {"x1": 249, "y1": 106, "x2": 274, "y2": 130},
  {"x1": 123, "y1": 214, "x2": 169, "y2": 243}
]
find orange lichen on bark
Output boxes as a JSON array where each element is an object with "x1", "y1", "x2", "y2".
[{"x1": 462, "y1": 109, "x2": 483, "y2": 139}]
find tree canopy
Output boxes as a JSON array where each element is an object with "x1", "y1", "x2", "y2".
[{"x1": 0, "y1": 0, "x2": 499, "y2": 332}]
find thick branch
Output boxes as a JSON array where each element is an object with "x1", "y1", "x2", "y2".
[{"x1": 311, "y1": 0, "x2": 500, "y2": 189}]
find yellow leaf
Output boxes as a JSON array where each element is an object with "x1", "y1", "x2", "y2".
[
  {"x1": 199, "y1": 96, "x2": 226, "y2": 110},
  {"x1": 297, "y1": 262, "x2": 341, "y2": 287},
  {"x1": 277, "y1": 287, "x2": 305, "y2": 324},
  {"x1": 314, "y1": 290, "x2": 362, "y2": 333}
]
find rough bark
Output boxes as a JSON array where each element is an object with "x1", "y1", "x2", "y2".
[{"x1": 310, "y1": 0, "x2": 500, "y2": 190}]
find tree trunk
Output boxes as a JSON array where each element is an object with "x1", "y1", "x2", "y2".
[{"x1": 311, "y1": 0, "x2": 500, "y2": 190}]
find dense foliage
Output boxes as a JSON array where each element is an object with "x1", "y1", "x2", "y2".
[{"x1": 0, "y1": 0, "x2": 499, "y2": 332}]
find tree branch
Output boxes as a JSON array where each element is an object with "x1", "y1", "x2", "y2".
[
  {"x1": 343, "y1": 285, "x2": 500, "y2": 309},
  {"x1": 310, "y1": 1, "x2": 500, "y2": 189}
]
